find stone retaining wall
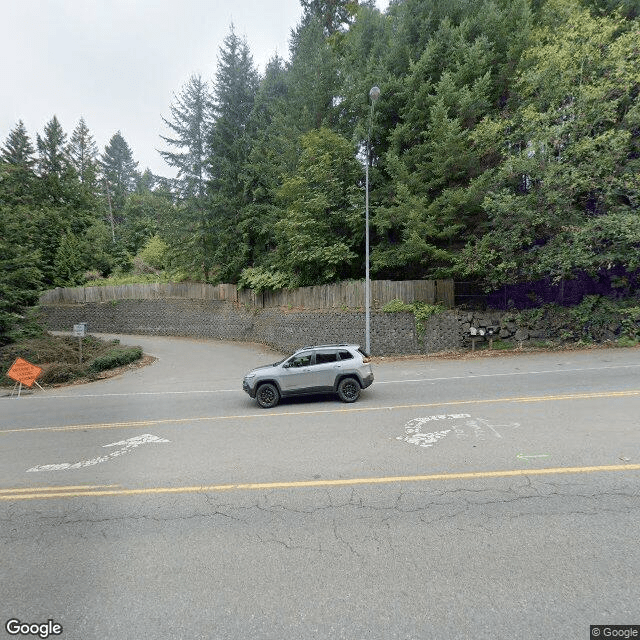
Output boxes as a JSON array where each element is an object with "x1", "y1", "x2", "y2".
[
  {"x1": 41, "y1": 300, "x2": 427, "y2": 356},
  {"x1": 41, "y1": 299, "x2": 633, "y2": 356}
]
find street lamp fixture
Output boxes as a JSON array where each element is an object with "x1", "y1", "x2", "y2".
[{"x1": 365, "y1": 85, "x2": 380, "y2": 355}]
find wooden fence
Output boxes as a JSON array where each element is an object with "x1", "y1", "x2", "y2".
[{"x1": 39, "y1": 279, "x2": 454, "y2": 310}]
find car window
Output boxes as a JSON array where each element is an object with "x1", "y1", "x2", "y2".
[
  {"x1": 315, "y1": 351, "x2": 338, "y2": 364},
  {"x1": 338, "y1": 350, "x2": 354, "y2": 360},
  {"x1": 288, "y1": 353, "x2": 312, "y2": 367}
]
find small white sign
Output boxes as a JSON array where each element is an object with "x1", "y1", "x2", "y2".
[{"x1": 73, "y1": 324, "x2": 86, "y2": 337}]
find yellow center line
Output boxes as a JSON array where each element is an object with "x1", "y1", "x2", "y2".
[
  {"x1": 2, "y1": 389, "x2": 639, "y2": 435},
  {"x1": 2, "y1": 464, "x2": 639, "y2": 501},
  {"x1": 0, "y1": 484, "x2": 120, "y2": 495}
]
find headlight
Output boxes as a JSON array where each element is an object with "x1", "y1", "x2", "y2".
[{"x1": 244, "y1": 373, "x2": 256, "y2": 379}]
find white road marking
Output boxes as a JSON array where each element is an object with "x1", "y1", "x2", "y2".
[
  {"x1": 33, "y1": 389, "x2": 236, "y2": 399},
  {"x1": 26, "y1": 434, "x2": 170, "y2": 472},
  {"x1": 397, "y1": 414, "x2": 520, "y2": 449},
  {"x1": 27, "y1": 363, "x2": 640, "y2": 399},
  {"x1": 376, "y1": 363, "x2": 640, "y2": 385},
  {"x1": 517, "y1": 453, "x2": 550, "y2": 460}
]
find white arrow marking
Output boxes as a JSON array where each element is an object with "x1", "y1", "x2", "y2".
[
  {"x1": 26, "y1": 434, "x2": 170, "y2": 472},
  {"x1": 517, "y1": 453, "x2": 550, "y2": 460}
]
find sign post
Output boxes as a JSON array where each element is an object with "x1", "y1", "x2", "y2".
[
  {"x1": 73, "y1": 323, "x2": 87, "y2": 364},
  {"x1": 6, "y1": 358, "x2": 44, "y2": 397}
]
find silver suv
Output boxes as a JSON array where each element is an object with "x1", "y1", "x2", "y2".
[{"x1": 243, "y1": 344, "x2": 374, "y2": 408}]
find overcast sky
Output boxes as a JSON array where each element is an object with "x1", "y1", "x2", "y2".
[{"x1": 1, "y1": 0, "x2": 389, "y2": 178}]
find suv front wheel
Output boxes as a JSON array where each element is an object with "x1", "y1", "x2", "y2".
[
  {"x1": 256, "y1": 382, "x2": 280, "y2": 408},
  {"x1": 337, "y1": 377, "x2": 360, "y2": 403}
]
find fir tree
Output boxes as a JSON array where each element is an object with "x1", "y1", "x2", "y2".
[
  {"x1": 1, "y1": 120, "x2": 36, "y2": 169},
  {"x1": 159, "y1": 74, "x2": 211, "y2": 200},
  {"x1": 36, "y1": 115, "x2": 68, "y2": 177},
  {"x1": 1, "y1": 121, "x2": 37, "y2": 206},
  {"x1": 206, "y1": 25, "x2": 260, "y2": 281},
  {"x1": 67, "y1": 117, "x2": 98, "y2": 186},
  {"x1": 100, "y1": 131, "x2": 139, "y2": 216}
]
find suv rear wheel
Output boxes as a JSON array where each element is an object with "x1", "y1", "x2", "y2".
[
  {"x1": 256, "y1": 383, "x2": 280, "y2": 408},
  {"x1": 337, "y1": 377, "x2": 360, "y2": 403}
]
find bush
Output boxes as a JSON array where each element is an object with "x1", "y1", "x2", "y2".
[
  {"x1": 238, "y1": 266, "x2": 291, "y2": 292},
  {"x1": 40, "y1": 363, "x2": 85, "y2": 384},
  {"x1": 85, "y1": 272, "x2": 172, "y2": 286},
  {"x1": 83, "y1": 270, "x2": 103, "y2": 282},
  {"x1": 87, "y1": 347, "x2": 143, "y2": 373},
  {"x1": 137, "y1": 235, "x2": 168, "y2": 270}
]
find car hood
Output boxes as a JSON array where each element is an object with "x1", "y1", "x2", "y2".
[{"x1": 245, "y1": 363, "x2": 279, "y2": 376}]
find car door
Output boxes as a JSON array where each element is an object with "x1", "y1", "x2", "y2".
[
  {"x1": 279, "y1": 351, "x2": 314, "y2": 392},
  {"x1": 309, "y1": 349, "x2": 340, "y2": 391}
]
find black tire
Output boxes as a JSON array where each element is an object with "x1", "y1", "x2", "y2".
[
  {"x1": 256, "y1": 382, "x2": 280, "y2": 408},
  {"x1": 337, "y1": 377, "x2": 360, "y2": 403}
]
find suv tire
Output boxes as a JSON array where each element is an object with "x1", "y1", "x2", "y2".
[
  {"x1": 256, "y1": 382, "x2": 280, "y2": 408},
  {"x1": 337, "y1": 377, "x2": 360, "y2": 403}
]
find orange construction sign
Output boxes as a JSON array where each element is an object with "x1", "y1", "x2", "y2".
[{"x1": 6, "y1": 358, "x2": 43, "y2": 388}]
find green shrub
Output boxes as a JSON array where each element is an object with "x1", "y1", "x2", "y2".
[
  {"x1": 381, "y1": 299, "x2": 414, "y2": 314},
  {"x1": 88, "y1": 347, "x2": 143, "y2": 373},
  {"x1": 137, "y1": 235, "x2": 168, "y2": 270},
  {"x1": 40, "y1": 363, "x2": 85, "y2": 384},
  {"x1": 620, "y1": 306, "x2": 640, "y2": 340},
  {"x1": 238, "y1": 266, "x2": 291, "y2": 292},
  {"x1": 616, "y1": 335, "x2": 639, "y2": 348},
  {"x1": 85, "y1": 272, "x2": 172, "y2": 286}
]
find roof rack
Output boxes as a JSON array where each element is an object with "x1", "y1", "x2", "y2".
[{"x1": 297, "y1": 343, "x2": 355, "y2": 351}]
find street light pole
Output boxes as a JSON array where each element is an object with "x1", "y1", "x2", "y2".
[{"x1": 365, "y1": 85, "x2": 380, "y2": 355}]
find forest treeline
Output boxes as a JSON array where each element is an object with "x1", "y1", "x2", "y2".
[{"x1": 1, "y1": 0, "x2": 639, "y2": 340}]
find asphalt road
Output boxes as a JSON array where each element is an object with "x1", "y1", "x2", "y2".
[{"x1": 1, "y1": 335, "x2": 639, "y2": 639}]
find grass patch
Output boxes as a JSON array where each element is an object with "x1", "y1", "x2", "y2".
[
  {"x1": 615, "y1": 336, "x2": 640, "y2": 348},
  {"x1": 1, "y1": 333, "x2": 144, "y2": 387}
]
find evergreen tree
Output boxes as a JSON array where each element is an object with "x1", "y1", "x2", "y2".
[
  {"x1": 1, "y1": 121, "x2": 37, "y2": 206},
  {"x1": 369, "y1": 0, "x2": 532, "y2": 279},
  {"x1": 136, "y1": 169, "x2": 156, "y2": 193},
  {"x1": 36, "y1": 115, "x2": 68, "y2": 177},
  {"x1": 239, "y1": 56, "x2": 299, "y2": 272},
  {"x1": 100, "y1": 131, "x2": 139, "y2": 217},
  {"x1": 0, "y1": 207, "x2": 43, "y2": 343},
  {"x1": 36, "y1": 116, "x2": 91, "y2": 208},
  {"x1": 67, "y1": 117, "x2": 98, "y2": 186},
  {"x1": 159, "y1": 74, "x2": 211, "y2": 200},
  {"x1": 208, "y1": 26, "x2": 259, "y2": 196},
  {"x1": 300, "y1": 0, "x2": 360, "y2": 36},
  {"x1": 287, "y1": 14, "x2": 339, "y2": 131},
  {"x1": 460, "y1": 0, "x2": 640, "y2": 287},
  {"x1": 269, "y1": 128, "x2": 363, "y2": 287},
  {"x1": 53, "y1": 232, "x2": 84, "y2": 286},
  {"x1": 1, "y1": 120, "x2": 36, "y2": 169},
  {"x1": 206, "y1": 25, "x2": 260, "y2": 281}
]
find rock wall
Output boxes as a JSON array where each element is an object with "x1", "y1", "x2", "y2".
[
  {"x1": 41, "y1": 299, "x2": 634, "y2": 356},
  {"x1": 41, "y1": 300, "x2": 423, "y2": 356}
]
